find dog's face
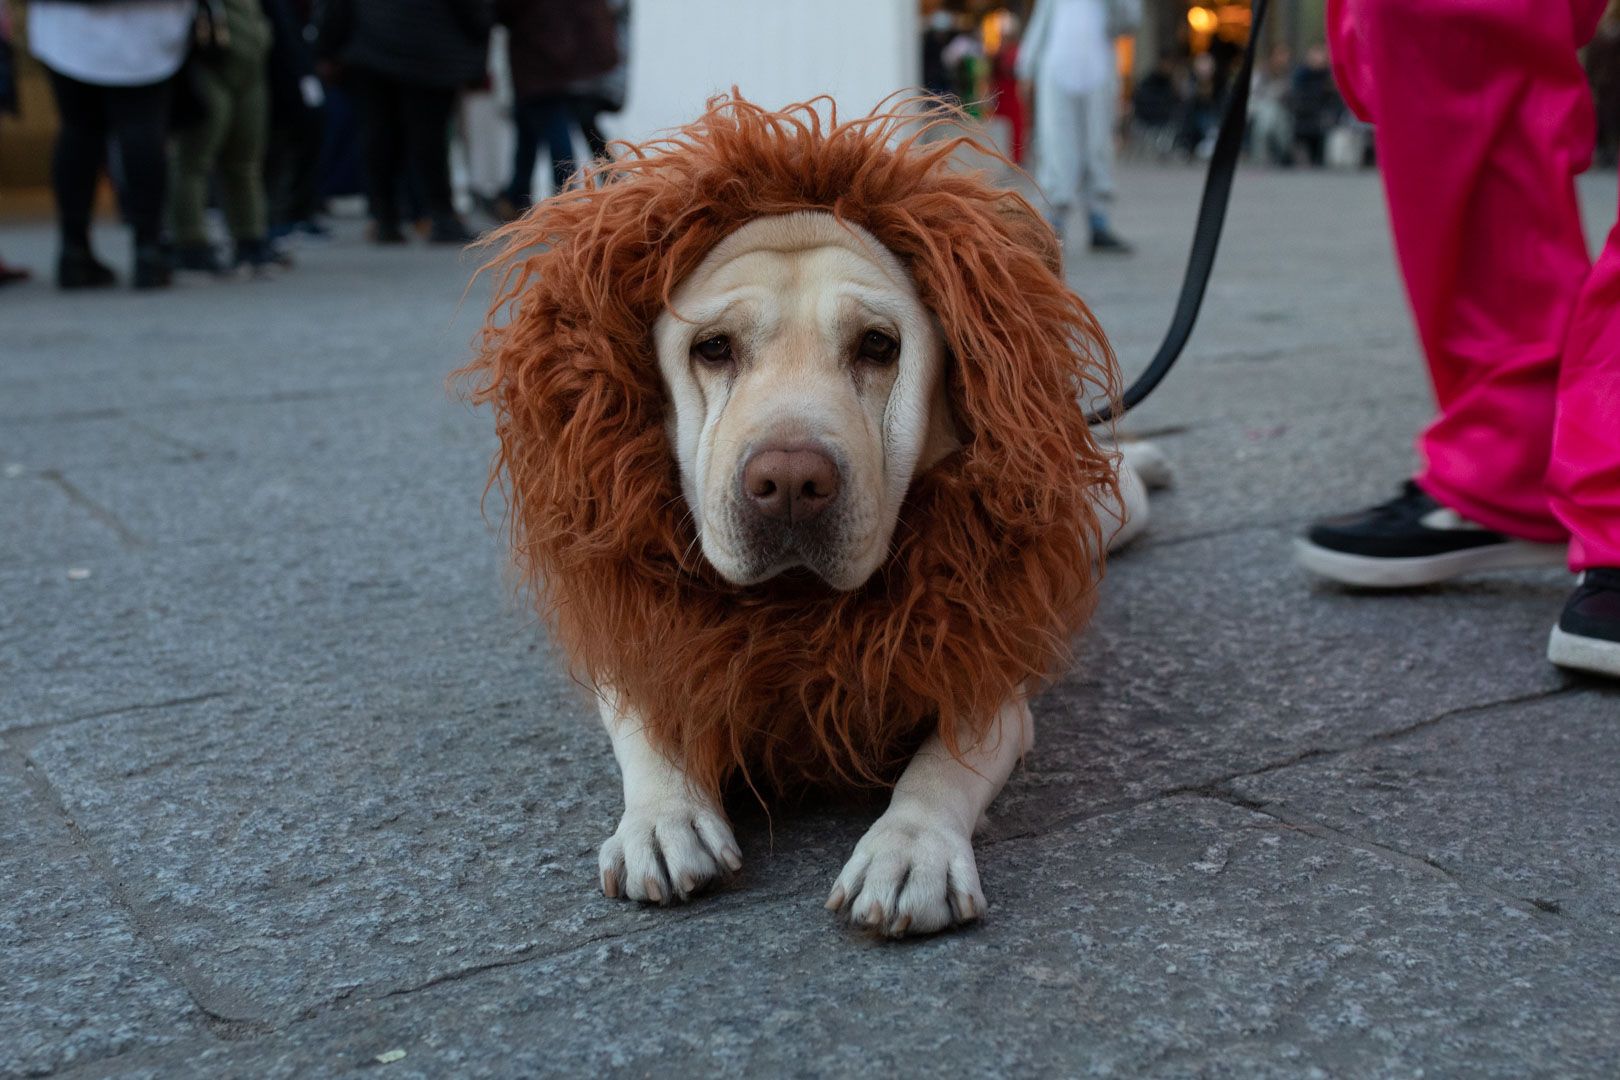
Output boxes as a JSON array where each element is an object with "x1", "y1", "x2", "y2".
[{"x1": 655, "y1": 212, "x2": 958, "y2": 590}]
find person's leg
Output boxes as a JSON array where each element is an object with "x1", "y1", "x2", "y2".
[
  {"x1": 171, "y1": 62, "x2": 233, "y2": 252},
  {"x1": 44, "y1": 69, "x2": 115, "y2": 286},
  {"x1": 503, "y1": 97, "x2": 543, "y2": 210},
  {"x1": 354, "y1": 69, "x2": 405, "y2": 238},
  {"x1": 1300, "y1": 0, "x2": 1601, "y2": 587},
  {"x1": 288, "y1": 106, "x2": 328, "y2": 229},
  {"x1": 1545, "y1": 145, "x2": 1620, "y2": 675},
  {"x1": 1080, "y1": 76, "x2": 1129, "y2": 252},
  {"x1": 574, "y1": 97, "x2": 610, "y2": 160},
  {"x1": 399, "y1": 82, "x2": 466, "y2": 240},
  {"x1": 1552, "y1": 238, "x2": 1620, "y2": 573},
  {"x1": 1333, "y1": 0, "x2": 1596, "y2": 542},
  {"x1": 103, "y1": 78, "x2": 174, "y2": 286},
  {"x1": 1031, "y1": 77, "x2": 1083, "y2": 241},
  {"x1": 540, "y1": 96, "x2": 579, "y2": 193},
  {"x1": 214, "y1": 52, "x2": 272, "y2": 264}
]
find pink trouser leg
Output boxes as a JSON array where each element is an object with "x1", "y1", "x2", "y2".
[
  {"x1": 1329, "y1": 0, "x2": 1613, "y2": 563},
  {"x1": 1551, "y1": 208, "x2": 1620, "y2": 570}
]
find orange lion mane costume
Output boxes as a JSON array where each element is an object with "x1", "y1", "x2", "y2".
[{"x1": 459, "y1": 96, "x2": 1119, "y2": 798}]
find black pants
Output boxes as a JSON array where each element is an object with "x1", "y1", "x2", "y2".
[
  {"x1": 45, "y1": 69, "x2": 172, "y2": 250},
  {"x1": 266, "y1": 106, "x2": 327, "y2": 229},
  {"x1": 353, "y1": 69, "x2": 456, "y2": 227}
]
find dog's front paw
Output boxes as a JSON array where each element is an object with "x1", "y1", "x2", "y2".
[
  {"x1": 825, "y1": 808, "x2": 987, "y2": 937},
  {"x1": 598, "y1": 794, "x2": 741, "y2": 905}
]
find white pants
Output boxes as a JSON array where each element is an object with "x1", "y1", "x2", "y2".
[{"x1": 1033, "y1": 73, "x2": 1118, "y2": 220}]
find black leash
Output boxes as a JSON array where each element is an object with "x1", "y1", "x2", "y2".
[{"x1": 1087, "y1": 0, "x2": 1270, "y2": 425}]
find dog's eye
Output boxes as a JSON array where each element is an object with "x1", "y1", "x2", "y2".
[
  {"x1": 693, "y1": 335, "x2": 733, "y2": 364},
  {"x1": 857, "y1": 330, "x2": 899, "y2": 365}
]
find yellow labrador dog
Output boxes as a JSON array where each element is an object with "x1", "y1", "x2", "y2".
[
  {"x1": 466, "y1": 98, "x2": 1163, "y2": 937},
  {"x1": 595, "y1": 211, "x2": 1161, "y2": 932}
]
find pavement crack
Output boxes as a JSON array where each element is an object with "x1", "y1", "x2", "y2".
[
  {"x1": 1189, "y1": 787, "x2": 1567, "y2": 923},
  {"x1": 4, "y1": 690, "x2": 233, "y2": 738},
  {"x1": 37, "y1": 468, "x2": 147, "y2": 550},
  {"x1": 1160, "y1": 684, "x2": 1580, "y2": 797},
  {"x1": 986, "y1": 687, "x2": 1582, "y2": 856},
  {"x1": 0, "y1": 740, "x2": 266, "y2": 1043},
  {"x1": 127, "y1": 419, "x2": 211, "y2": 462}
]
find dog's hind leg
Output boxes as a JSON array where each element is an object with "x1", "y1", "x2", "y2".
[
  {"x1": 825, "y1": 695, "x2": 1031, "y2": 937},
  {"x1": 594, "y1": 687, "x2": 742, "y2": 906}
]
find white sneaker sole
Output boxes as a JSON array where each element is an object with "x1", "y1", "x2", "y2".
[
  {"x1": 1294, "y1": 536, "x2": 1568, "y2": 588},
  {"x1": 1548, "y1": 625, "x2": 1620, "y2": 678}
]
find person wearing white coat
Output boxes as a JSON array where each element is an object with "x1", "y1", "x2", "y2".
[{"x1": 1017, "y1": 0, "x2": 1139, "y2": 253}]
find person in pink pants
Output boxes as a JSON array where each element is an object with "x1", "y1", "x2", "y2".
[{"x1": 1296, "y1": 0, "x2": 1620, "y2": 679}]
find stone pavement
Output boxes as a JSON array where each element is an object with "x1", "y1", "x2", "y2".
[{"x1": 2, "y1": 164, "x2": 1618, "y2": 1079}]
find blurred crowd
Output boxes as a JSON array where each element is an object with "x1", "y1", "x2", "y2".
[
  {"x1": 922, "y1": 4, "x2": 1355, "y2": 177},
  {"x1": 0, "y1": 0, "x2": 629, "y2": 291}
]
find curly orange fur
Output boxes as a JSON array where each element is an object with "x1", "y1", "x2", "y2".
[{"x1": 457, "y1": 95, "x2": 1119, "y2": 798}]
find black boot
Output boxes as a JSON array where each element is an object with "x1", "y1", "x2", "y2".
[
  {"x1": 133, "y1": 245, "x2": 173, "y2": 290},
  {"x1": 57, "y1": 246, "x2": 117, "y2": 290},
  {"x1": 174, "y1": 243, "x2": 227, "y2": 275}
]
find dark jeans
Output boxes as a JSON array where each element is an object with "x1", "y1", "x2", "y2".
[
  {"x1": 574, "y1": 96, "x2": 611, "y2": 159},
  {"x1": 45, "y1": 69, "x2": 172, "y2": 250},
  {"x1": 353, "y1": 69, "x2": 457, "y2": 227},
  {"x1": 505, "y1": 95, "x2": 577, "y2": 208}
]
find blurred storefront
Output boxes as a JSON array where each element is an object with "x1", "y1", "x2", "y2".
[
  {"x1": 0, "y1": 4, "x2": 54, "y2": 189},
  {"x1": 930, "y1": 0, "x2": 1325, "y2": 83}
]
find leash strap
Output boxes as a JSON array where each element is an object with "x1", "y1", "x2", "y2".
[{"x1": 1087, "y1": 0, "x2": 1270, "y2": 425}]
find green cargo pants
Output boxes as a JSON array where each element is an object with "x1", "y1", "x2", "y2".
[{"x1": 171, "y1": 50, "x2": 269, "y2": 246}]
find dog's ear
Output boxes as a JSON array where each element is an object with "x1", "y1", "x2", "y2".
[{"x1": 993, "y1": 193, "x2": 1063, "y2": 276}]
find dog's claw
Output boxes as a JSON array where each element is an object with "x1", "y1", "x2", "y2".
[
  {"x1": 831, "y1": 809, "x2": 986, "y2": 937},
  {"x1": 597, "y1": 795, "x2": 739, "y2": 906}
]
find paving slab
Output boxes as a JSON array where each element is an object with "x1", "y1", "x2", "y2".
[
  {"x1": 0, "y1": 742, "x2": 204, "y2": 1078},
  {"x1": 998, "y1": 527, "x2": 1575, "y2": 832},
  {"x1": 53, "y1": 797, "x2": 1620, "y2": 1079},
  {"x1": 1229, "y1": 688, "x2": 1620, "y2": 930}
]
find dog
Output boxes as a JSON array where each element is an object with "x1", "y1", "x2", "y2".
[{"x1": 461, "y1": 97, "x2": 1160, "y2": 936}]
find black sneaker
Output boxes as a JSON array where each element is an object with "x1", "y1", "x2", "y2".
[
  {"x1": 1296, "y1": 480, "x2": 1567, "y2": 587},
  {"x1": 1089, "y1": 227, "x2": 1133, "y2": 254},
  {"x1": 1548, "y1": 569, "x2": 1620, "y2": 678},
  {"x1": 233, "y1": 238, "x2": 293, "y2": 278}
]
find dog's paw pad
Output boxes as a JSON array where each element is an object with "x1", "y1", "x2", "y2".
[
  {"x1": 827, "y1": 810, "x2": 985, "y2": 937},
  {"x1": 598, "y1": 796, "x2": 740, "y2": 905}
]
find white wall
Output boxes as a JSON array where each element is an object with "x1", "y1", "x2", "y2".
[{"x1": 607, "y1": 0, "x2": 921, "y2": 146}]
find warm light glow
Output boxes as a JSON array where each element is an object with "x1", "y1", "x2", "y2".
[
  {"x1": 982, "y1": 10, "x2": 1012, "y2": 55},
  {"x1": 1187, "y1": 6, "x2": 1219, "y2": 32}
]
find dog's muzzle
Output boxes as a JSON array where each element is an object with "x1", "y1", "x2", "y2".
[{"x1": 728, "y1": 441, "x2": 855, "y2": 584}]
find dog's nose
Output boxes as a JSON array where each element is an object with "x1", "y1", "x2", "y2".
[{"x1": 742, "y1": 446, "x2": 841, "y2": 523}]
